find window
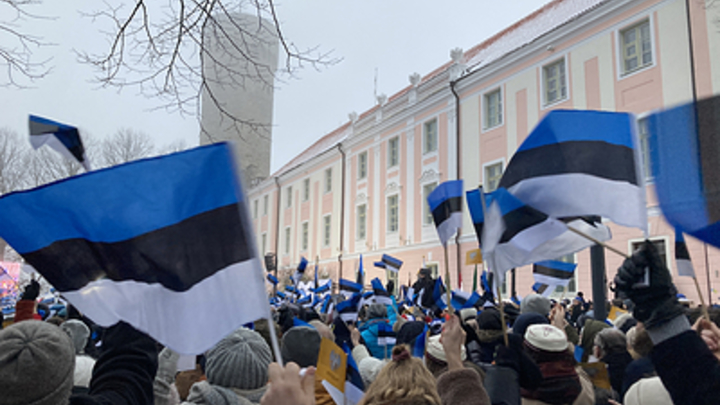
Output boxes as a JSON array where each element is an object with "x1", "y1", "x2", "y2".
[
  {"x1": 358, "y1": 152, "x2": 368, "y2": 180},
  {"x1": 637, "y1": 117, "x2": 653, "y2": 181},
  {"x1": 357, "y1": 204, "x2": 367, "y2": 240},
  {"x1": 631, "y1": 238, "x2": 667, "y2": 269},
  {"x1": 253, "y1": 200, "x2": 258, "y2": 219},
  {"x1": 302, "y1": 222, "x2": 309, "y2": 251},
  {"x1": 324, "y1": 168, "x2": 332, "y2": 193},
  {"x1": 263, "y1": 195, "x2": 269, "y2": 216},
  {"x1": 388, "y1": 137, "x2": 399, "y2": 168},
  {"x1": 261, "y1": 233, "x2": 267, "y2": 255},
  {"x1": 553, "y1": 254, "x2": 577, "y2": 294},
  {"x1": 387, "y1": 195, "x2": 399, "y2": 233},
  {"x1": 423, "y1": 182, "x2": 438, "y2": 225},
  {"x1": 303, "y1": 178, "x2": 310, "y2": 202},
  {"x1": 323, "y1": 216, "x2": 332, "y2": 247},
  {"x1": 543, "y1": 59, "x2": 567, "y2": 105},
  {"x1": 484, "y1": 162, "x2": 504, "y2": 192},
  {"x1": 485, "y1": 89, "x2": 502, "y2": 129},
  {"x1": 426, "y1": 263, "x2": 439, "y2": 279},
  {"x1": 621, "y1": 20, "x2": 652, "y2": 75},
  {"x1": 423, "y1": 119, "x2": 438, "y2": 154},
  {"x1": 286, "y1": 186, "x2": 292, "y2": 208},
  {"x1": 386, "y1": 270, "x2": 399, "y2": 295},
  {"x1": 284, "y1": 227, "x2": 291, "y2": 255}
]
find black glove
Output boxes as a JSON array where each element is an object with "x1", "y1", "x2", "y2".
[
  {"x1": 613, "y1": 240, "x2": 684, "y2": 329},
  {"x1": 21, "y1": 279, "x2": 40, "y2": 301}
]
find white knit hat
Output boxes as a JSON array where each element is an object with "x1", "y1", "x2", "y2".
[
  {"x1": 459, "y1": 308, "x2": 477, "y2": 323},
  {"x1": 624, "y1": 377, "x2": 673, "y2": 405},
  {"x1": 425, "y1": 334, "x2": 466, "y2": 363},
  {"x1": 358, "y1": 357, "x2": 387, "y2": 387},
  {"x1": 524, "y1": 324, "x2": 569, "y2": 352}
]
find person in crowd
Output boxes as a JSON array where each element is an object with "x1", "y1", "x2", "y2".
[
  {"x1": 411, "y1": 268, "x2": 436, "y2": 309},
  {"x1": 549, "y1": 303, "x2": 579, "y2": 345},
  {"x1": 618, "y1": 376, "x2": 674, "y2": 405},
  {"x1": 0, "y1": 320, "x2": 157, "y2": 405},
  {"x1": 578, "y1": 319, "x2": 611, "y2": 362},
  {"x1": 61, "y1": 319, "x2": 97, "y2": 393},
  {"x1": 280, "y1": 325, "x2": 334, "y2": 405},
  {"x1": 512, "y1": 312, "x2": 549, "y2": 339},
  {"x1": 521, "y1": 293, "x2": 552, "y2": 318},
  {"x1": 613, "y1": 240, "x2": 720, "y2": 405},
  {"x1": 350, "y1": 325, "x2": 387, "y2": 388},
  {"x1": 260, "y1": 362, "x2": 316, "y2": 405},
  {"x1": 622, "y1": 325, "x2": 656, "y2": 396},
  {"x1": 467, "y1": 308, "x2": 504, "y2": 365},
  {"x1": 593, "y1": 328, "x2": 633, "y2": 398},
  {"x1": 360, "y1": 303, "x2": 395, "y2": 359},
  {"x1": 521, "y1": 324, "x2": 595, "y2": 405}
]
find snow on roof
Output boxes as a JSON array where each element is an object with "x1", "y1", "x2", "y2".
[{"x1": 268, "y1": 0, "x2": 609, "y2": 181}]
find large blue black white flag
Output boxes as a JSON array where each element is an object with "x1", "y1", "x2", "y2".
[
  {"x1": 0, "y1": 143, "x2": 267, "y2": 354},
  {"x1": 427, "y1": 180, "x2": 464, "y2": 246},
  {"x1": 29, "y1": 115, "x2": 91, "y2": 171},
  {"x1": 498, "y1": 110, "x2": 647, "y2": 233},
  {"x1": 648, "y1": 95, "x2": 720, "y2": 248},
  {"x1": 479, "y1": 188, "x2": 609, "y2": 284},
  {"x1": 451, "y1": 290, "x2": 481, "y2": 309},
  {"x1": 532, "y1": 260, "x2": 577, "y2": 297},
  {"x1": 339, "y1": 278, "x2": 363, "y2": 297}
]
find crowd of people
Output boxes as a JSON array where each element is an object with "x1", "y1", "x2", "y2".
[{"x1": 1, "y1": 241, "x2": 719, "y2": 405}]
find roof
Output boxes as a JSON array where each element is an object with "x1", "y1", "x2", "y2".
[{"x1": 268, "y1": 0, "x2": 610, "y2": 181}]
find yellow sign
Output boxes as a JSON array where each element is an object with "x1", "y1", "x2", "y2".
[
  {"x1": 315, "y1": 338, "x2": 347, "y2": 393},
  {"x1": 607, "y1": 306, "x2": 627, "y2": 322},
  {"x1": 580, "y1": 362, "x2": 612, "y2": 390},
  {"x1": 466, "y1": 248, "x2": 483, "y2": 265}
]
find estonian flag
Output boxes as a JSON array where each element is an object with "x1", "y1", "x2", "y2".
[
  {"x1": 427, "y1": 180, "x2": 464, "y2": 246},
  {"x1": 319, "y1": 295, "x2": 332, "y2": 314},
  {"x1": 532, "y1": 282, "x2": 552, "y2": 297},
  {"x1": 0, "y1": 143, "x2": 267, "y2": 354},
  {"x1": 432, "y1": 277, "x2": 447, "y2": 310},
  {"x1": 371, "y1": 277, "x2": 393, "y2": 306},
  {"x1": 451, "y1": 290, "x2": 481, "y2": 309},
  {"x1": 357, "y1": 255, "x2": 365, "y2": 287},
  {"x1": 297, "y1": 294, "x2": 312, "y2": 307},
  {"x1": 29, "y1": 115, "x2": 91, "y2": 171},
  {"x1": 312, "y1": 280, "x2": 331, "y2": 294},
  {"x1": 648, "y1": 95, "x2": 720, "y2": 248},
  {"x1": 337, "y1": 293, "x2": 361, "y2": 323},
  {"x1": 532, "y1": 260, "x2": 577, "y2": 297},
  {"x1": 376, "y1": 322, "x2": 397, "y2": 347},
  {"x1": 293, "y1": 257, "x2": 309, "y2": 284},
  {"x1": 498, "y1": 110, "x2": 647, "y2": 233},
  {"x1": 276, "y1": 291, "x2": 287, "y2": 300},
  {"x1": 378, "y1": 254, "x2": 403, "y2": 273},
  {"x1": 411, "y1": 324, "x2": 428, "y2": 358},
  {"x1": 675, "y1": 230, "x2": 696, "y2": 277},
  {"x1": 267, "y1": 273, "x2": 279, "y2": 285},
  {"x1": 343, "y1": 343, "x2": 365, "y2": 404},
  {"x1": 478, "y1": 187, "x2": 610, "y2": 284},
  {"x1": 339, "y1": 278, "x2": 363, "y2": 296}
]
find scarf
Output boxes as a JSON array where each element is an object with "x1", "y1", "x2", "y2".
[{"x1": 521, "y1": 345, "x2": 582, "y2": 405}]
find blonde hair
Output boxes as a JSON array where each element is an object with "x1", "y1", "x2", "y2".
[{"x1": 358, "y1": 345, "x2": 441, "y2": 405}]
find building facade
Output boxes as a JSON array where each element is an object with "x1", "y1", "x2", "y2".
[{"x1": 249, "y1": 0, "x2": 720, "y2": 305}]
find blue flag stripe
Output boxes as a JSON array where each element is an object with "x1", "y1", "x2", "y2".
[
  {"x1": 427, "y1": 180, "x2": 464, "y2": 212},
  {"x1": 0, "y1": 143, "x2": 241, "y2": 253}
]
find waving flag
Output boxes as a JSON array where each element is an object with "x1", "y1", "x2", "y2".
[
  {"x1": 432, "y1": 277, "x2": 447, "y2": 310},
  {"x1": 532, "y1": 260, "x2": 577, "y2": 297},
  {"x1": 499, "y1": 110, "x2": 646, "y2": 232},
  {"x1": 266, "y1": 273, "x2": 279, "y2": 285},
  {"x1": 339, "y1": 279, "x2": 363, "y2": 296},
  {"x1": 29, "y1": 115, "x2": 91, "y2": 171},
  {"x1": 675, "y1": 230, "x2": 696, "y2": 277},
  {"x1": 0, "y1": 143, "x2": 267, "y2": 354},
  {"x1": 376, "y1": 254, "x2": 403, "y2": 273},
  {"x1": 337, "y1": 293, "x2": 361, "y2": 323},
  {"x1": 480, "y1": 187, "x2": 609, "y2": 284},
  {"x1": 312, "y1": 280, "x2": 332, "y2": 294},
  {"x1": 371, "y1": 277, "x2": 392, "y2": 306},
  {"x1": 427, "y1": 180, "x2": 464, "y2": 246},
  {"x1": 649, "y1": 95, "x2": 720, "y2": 248},
  {"x1": 412, "y1": 324, "x2": 429, "y2": 358},
  {"x1": 532, "y1": 282, "x2": 552, "y2": 297},
  {"x1": 293, "y1": 257, "x2": 309, "y2": 284},
  {"x1": 342, "y1": 343, "x2": 365, "y2": 405},
  {"x1": 377, "y1": 322, "x2": 397, "y2": 348},
  {"x1": 451, "y1": 290, "x2": 481, "y2": 309},
  {"x1": 357, "y1": 255, "x2": 365, "y2": 287}
]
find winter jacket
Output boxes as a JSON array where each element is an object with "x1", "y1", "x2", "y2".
[
  {"x1": 521, "y1": 367, "x2": 594, "y2": 405},
  {"x1": 621, "y1": 356, "x2": 655, "y2": 396},
  {"x1": 601, "y1": 350, "x2": 633, "y2": 397},
  {"x1": 69, "y1": 321, "x2": 158, "y2": 405},
  {"x1": 182, "y1": 381, "x2": 265, "y2": 405},
  {"x1": 436, "y1": 368, "x2": 491, "y2": 405},
  {"x1": 361, "y1": 318, "x2": 394, "y2": 359}
]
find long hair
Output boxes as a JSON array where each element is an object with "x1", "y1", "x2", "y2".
[{"x1": 358, "y1": 345, "x2": 441, "y2": 405}]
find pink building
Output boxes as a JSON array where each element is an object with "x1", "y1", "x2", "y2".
[{"x1": 249, "y1": 0, "x2": 720, "y2": 305}]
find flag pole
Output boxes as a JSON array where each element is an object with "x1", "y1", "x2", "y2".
[
  {"x1": 477, "y1": 185, "x2": 509, "y2": 346},
  {"x1": 566, "y1": 226, "x2": 630, "y2": 259},
  {"x1": 443, "y1": 244, "x2": 454, "y2": 314},
  {"x1": 693, "y1": 276, "x2": 711, "y2": 321}
]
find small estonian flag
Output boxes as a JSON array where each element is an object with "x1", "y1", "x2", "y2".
[
  {"x1": 371, "y1": 277, "x2": 392, "y2": 306},
  {"x1": 29, "y1": 115, "x2": 91, "y2": 171},
  {"x1": 427, "y1": 180, "x2": 464, "y2": 246}
]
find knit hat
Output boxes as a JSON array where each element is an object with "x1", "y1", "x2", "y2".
[
  {"x1": 613, "y1": 313, "x2": 637, "y2": 333},
  {"x1": 358, "y1": 357, "x2": 387, "y2": 387},
  {"x1": 367, "y1": 303, "x2": 387, "y2": 319},
  {"x1": 425, "y1": 334, "x2": 466, "y2": 363},
  {"x1": 477, "y1": 308, "x2": 502, "y2": 331},
  {"x1": 0, "y1": 320, "x2": 75, "y2": 405},
  {"x1": 521, "y1": 293, "x2": 552, "y2": 316},
  {"x1": 281, "y1": 326, "x2": 322, "y2": 367},
  {"x1": 511, "y1": 312, "x2": 549, "y2": 338},
  {"x1": 459, "y1": 308, "x2": 477, "y2": 323},
  {"x1": 205, "y1": 327, "x2": 272, "y2": 390},
  {"x1": 396, "y1": 321, "x2": 426, "y2": 345},
  {"x1": 623, "y1": 377, "x2": 673, "y2": 405},
  {"x1": 580, "y1": 319, "x2": 611, "y2": 357},
  {"x1": 61, "y1": 319, "x2": 90, "y2": 354},
  {"x1": 524, "y1": 324, "x2": 569, "y2": 352},
  {"x1": 593, "y1": 328, "x2": 627, "y2": 355}
]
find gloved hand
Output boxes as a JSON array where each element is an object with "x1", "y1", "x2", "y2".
[
  {"x1": 156, "y1": 346, "x2": 180, "y2": 382},
  {"x1": 613, "y1": 240, "x2": 685, "y2": 329},
  {"x1": 21, "y1": 279, "x2": 40, "y2": 301}
]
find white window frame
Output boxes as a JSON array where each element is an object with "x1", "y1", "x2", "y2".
[
  {"x1": 541, "y1": 57, "x2": 569, "y2": 107},
  {"x1": 286, "y1": 186, "x2": 293, "y2": 208},
  {"x1": 422, "y1": 181, "x2": 438, "y2": 226},
  {"x1": 629, "y1": 236, "x2": 671, "y2": 273},
  {"x1": 358, "y1": 151, "x2": 368, "y2": 180},
  {"x1": 617, "y1": 17, "x2": 655, "y2": 78},
  {"x1": 301, "y1": 221, "x2": 309, "y2": 252},
  {"x1": 324, "y1": 168, "x2": 332, "y2": 193},
  {"x1": 263, "y1": 195, "x2": 269, "y2": 216},
  {"x1": 423, "y1": 118, "x2": 438, "y2": 155},
  {"x1": 387, "y1": 194, "x2": 399, "y2": 233},
  {"x1": 323, "y1": 215, "x2": 332, "y2": 248},
  {"x1": 388, "y1": 136, "x2": 400, "y2": 168},
  {"x1": 483, "y1": 88, "x2": 503, "y2": 130},
  {"x1": 426, "y1": 263, "x2": 439, "y2": 279},
  {"x1": 386, "y1": 270, "x2": 399, "y2": 295},
  {"x1": 483, "y1": 159, "x2": 505, "y2": 193},
  {"x1": 261, "y1": 233, "x2": 267, "y2": 255},
  {"x1": 302, "y1": 178, "x2": 310, "y2": 202},
  {"x1": 356, "y1": 204, "x2": 367, "y2": 240},
  {"x1": 636, "y1": 114, "x2": 653, "y2": 183},
  {"x1": 284, "y1": 227, "x2": 291, "y2": 255}
]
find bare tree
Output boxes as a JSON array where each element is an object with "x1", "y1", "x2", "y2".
[
  {"x1": 0, "y1": 128, "x2": 28, "y2": 194},
  {"x1": 101, "y1": 128, "x2": 155, "y2": 166},
  {"x1": 0, "y1": 0, "x2": 52, "y2": 87}
]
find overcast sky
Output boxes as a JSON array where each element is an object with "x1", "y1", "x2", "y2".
[{"x1": 0, "y1": 0, "x2": 551, "y2": 172}]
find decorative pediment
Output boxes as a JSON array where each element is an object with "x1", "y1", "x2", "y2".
[
  {"x1": 384, "y1": 181, "x2": 400, "y2": 195},
  {"x1": 419, "y1": 169, "x2": 440, "y2": 184},
  {"x1": 355, "y1": 192, "x2": 367, "y2": 204}
]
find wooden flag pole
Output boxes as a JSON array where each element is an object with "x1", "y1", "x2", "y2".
[
  {"x1": 495, "y1": 282, "x2": 510, "y2": 347},
  {"x1": 444, "y1": 245, "x2": 454, "y2": 314},
  {"x1": 693, "y1": 276, "x2": 711, "y2": 321}
]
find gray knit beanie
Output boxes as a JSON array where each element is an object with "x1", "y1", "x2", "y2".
[
  {"x1": 367, "y1": 303, "x2": 387, "y2": 319},
  {"x1": 520, "y1": 293, "x2": 552, "y2": 316},
  {"x1": 281, "y1": 326, "x2": 322, "y2": 367},
  {"x1": 205, "y1": 327, "x2": 272, "y2": 390},
  {"x1": 60, "y1": 319, "x2": 90, "y2": 354},
  {"x1": 0, "y1": 320, "x2": 75, "y2": 405}
]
